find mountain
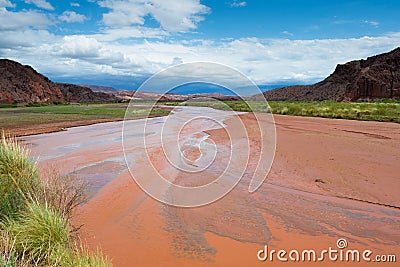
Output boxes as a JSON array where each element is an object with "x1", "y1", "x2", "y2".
[
  {"x1": 57, "y1": 83, "x2": 117, "y2": 103},
  {"x1": 0, "y1": 59, "x2": 64, "y2": 104},
  {"x1": 257, "y1": 47, "x2": 400, "y2": 101},
  {"x1": 85, "y1": 84, "x2": 241, "y2": 101},
  {"x1": 0, "y1": 59, "x2": 117, "y2": 104}
]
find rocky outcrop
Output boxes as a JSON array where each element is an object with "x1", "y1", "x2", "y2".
[
  {"x1": 258, "y1": 47, "x2": 400, "y2": 101},
  {"x1": 0, "y1": 59, "x2": 118, "y2": 104},
  {"x1": 0, "y1": 59, "x2": 64, "y2": 104},
  {"x1": 57, "y1": 83, "x2": 117, "y2": 103}
]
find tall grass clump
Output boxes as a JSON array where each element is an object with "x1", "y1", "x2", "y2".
[
  {"x1": 0, "y1": 136, "x2": 40, "y2": 220},
  {"x1": 1, "y1": 202, "x2": 70, "y2": 265},
  {"x1": 0, "y1": 136, "x2": 112, "y2": 266}
]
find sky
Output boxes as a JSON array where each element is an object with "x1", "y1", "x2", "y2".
[{"x1": 1, "y1": 0, "x2": 400, "y2": 92}]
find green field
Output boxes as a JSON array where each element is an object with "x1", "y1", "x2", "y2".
[
  {"x1": 162, "y1": 100, "x2": 400, "y2": 123},
  {"x1": 0, "y1": 103, "x2": 169, "y2": 130}
]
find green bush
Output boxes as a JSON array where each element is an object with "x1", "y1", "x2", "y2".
[{"x1": 0, "y1": 136, "x2": 40, "y2": 219}]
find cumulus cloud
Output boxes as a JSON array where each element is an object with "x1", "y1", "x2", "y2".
[
  {"x1": 0, "y1": 8, "x2": 51, "y2": 31},
  {"x1": 99, "y1": 0, "x2": 210, "y2": 32},
  {"x1": 24, "y1": 0, "x2": 54, "y2": 11},
  {"x1": 52, "y1": 35, "x2": 128, "y2": 69},
  {"x1": 0, "y1": 29, "x2": 56, "y2": 49},
  {"x1": 70, "y1": 2, "x2": 80, "y2": 7},
  {"x1": 59, "y1": 11, "x2": 87, "y2": 23},
  {"x1": 0, "y1": 0, "x2": 14, "y2": 9},
  {"x1": 57, "y1": 36, "x2": 101, "y2": 58}
]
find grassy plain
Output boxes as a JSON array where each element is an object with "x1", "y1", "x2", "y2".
[
  {"x1": 162, "y1": 100, "x2": 400, "y2": 123},
  {"x1": 0, "y1": 103, "x2": 170, "y2": 136}
]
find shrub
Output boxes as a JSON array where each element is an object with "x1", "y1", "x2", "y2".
[
  {"x1": 34, "y1": 169, "x2": 87, "y2": 220},
  {"x1": 0, "y1": 136, "x2": 40, "y2": 219}
]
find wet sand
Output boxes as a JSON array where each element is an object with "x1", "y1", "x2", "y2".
[{"x1": 23, "y1": 108, "x2": 400, "y2": 266}]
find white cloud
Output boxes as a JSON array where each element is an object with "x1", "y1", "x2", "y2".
[
  {"x1": 0, "y1": 0, "x2": 14, "y2": 9},
  {"x1": 51, "y1": 35, "x2": 128, "y2": 70},
  {"x1": 146, "y1": 0, "x2": 210, "y2": 32},
  {"x1": 99, "y1": 0, "x2": 210, "y2": 32},
  {"x1": 230, "y1": 1, "x2": 247, "y2": 8},
  {"x1": 70, "y1": 2, "x2": 80, "y2": 7},
  {"x1": 24, "y1": 0, "x2": 54, "y2": 11},
  {"x1": 99, "y1": 0, "x2": 146, "y2": 26},
  {"x1": 0, "y1": 29, "x2": 56, "y2": 48},
  {"x1": 59, "y1": 11, "x2": 87, "y2": 23},
  {"x1": 0, "y1": 8, "x2": 51, "y2": 31},
  {"x1": 55, "y1": 35, "x2": 102, "y2": 58},
  {"x1": 282, "y1": 31, "x2": 293, "y2": 36}
]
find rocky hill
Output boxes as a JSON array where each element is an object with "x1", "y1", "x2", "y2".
[
  {"x1": 258, "y1": 47, "x2": 400, "y2": 101},
  {"x1": 0, "y1": 59, "x2": 117, "y2": 104},
  {"x1": 0, "y1": 59, "x2": 64, "y2": 104}
]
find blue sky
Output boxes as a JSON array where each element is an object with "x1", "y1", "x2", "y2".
[{"x1": 1, "y1": 0, "x2": 399, "y2": 91}]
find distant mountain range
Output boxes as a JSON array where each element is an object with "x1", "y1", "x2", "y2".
[
  {"x1": 254, "y1": 47, "x2": 400, "y2": 101},
  {"x1": 1, "y1": 47, "x2": 399, "y2": 104},
  {"x1": 85, "y1": 85, "x2": 240, "y2": 101}
]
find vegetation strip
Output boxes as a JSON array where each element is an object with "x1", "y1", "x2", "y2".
[{"x1": 162, "y1": 100, "x2": 400, "y2": 123}]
